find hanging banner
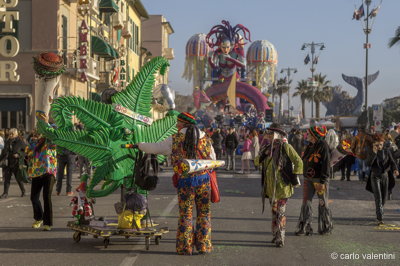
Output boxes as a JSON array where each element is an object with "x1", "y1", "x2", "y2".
[{"x1": 78, "y1": 19, "x2": 88, "y2": 82}]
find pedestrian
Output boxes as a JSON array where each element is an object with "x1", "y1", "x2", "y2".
[
  {"x1": 338, "y1": 139, "x2": 355, "y2": 181},
  {"x1": 137, "y1": 112, "x2": 216, "y2": 255},
  {"x1": 295, "y1": 125, "x2": 333, "y2": 236},
  {"x1": 255, "y1": 123, "x2": 303, "y2": 247},
  {"x1": 351, "y1": 127, "x2": 373, "y2": 181},
  {"x1": 55, "y1": 147, "x2": 75, "y2": 196},
  {"x1": 0, "y1": 130, "x2": 4, "y2": 181},
  {"x1": 27, "y1": 124, "x2": 57, "y2": 231},
  {"x1": 211, "y1": 128, "x2": 223, "y2": 159},
  {"x1": 291, "y1": 130, "x2": 304, "y2": 156},
  {"x1": 0, "y1": 128, "x2": 26, "y2": 198},
  {"x1": 365, "y1": 134, "x2": 399, "y2": 225},
  {"x1": 239, "y1": 134, "x2": 252, "y2": 174},
  {"x1": 250, "y1": 129, "x2": 260, "y2": 170},
  {"x1": 225, "y1": 127, "x2": 238, "y2": 171}
]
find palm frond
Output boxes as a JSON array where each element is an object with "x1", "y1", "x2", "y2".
[
  {"x1": 112, "y1": 56, "x2": 170, "y2": 117},
  {"x1": 388, "y1": 26, "x2": 400, "y2": 48},
  {"x1": 141, "y1": 115, "x2": 177, "y2": 143}
]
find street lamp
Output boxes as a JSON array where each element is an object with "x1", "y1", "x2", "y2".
[
  {"x1": 280, "y1": 67, "x2": 297, "y2": 120},
  {"x1": 301, "y1": 41, "x2": 325, "y2": 118}
]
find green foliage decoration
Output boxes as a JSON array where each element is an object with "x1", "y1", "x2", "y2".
[{"x1": 38, "y1": 57, "x2": 177, "y2": 198}]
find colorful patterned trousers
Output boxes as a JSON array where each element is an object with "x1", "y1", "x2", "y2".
[
  {"x1": 271, "y1": 198, "x2": 288, "y2": 243},
  {"x1": 176, "y1": 182, "x2": 212, "y2": 255},
  {"x1": 296, "y1": 178, "x2": 333, "y2": 234}
]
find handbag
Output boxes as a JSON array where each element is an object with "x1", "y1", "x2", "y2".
[{"x1": 209, "y1": 170, "x2": 220, "y2": 203}]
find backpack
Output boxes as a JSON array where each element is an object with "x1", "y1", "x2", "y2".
[
  {"x1": 280, "y1": 143, "x2": 300, "y2": 186},
  {"x1": 134, "y1": 151, "x2": 159, "y2": 191}
]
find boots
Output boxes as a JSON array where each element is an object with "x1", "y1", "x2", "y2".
[{"x1": 0, "y1": 193, "x2": 8, "y2": 199}]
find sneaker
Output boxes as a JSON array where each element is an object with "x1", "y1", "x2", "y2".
[
  {"x1": 66, "y1": 192, "x2": 74, "y2": 196},
  {"x1": 275, "y1": 240, "x2": 284, "y2": 248},
  {"x1": 42, "y1": 225, "x2": 51, "y2": 231},
  {"x1": 32, "y1": 220, "x2": 43, "y2": 229},
  {"x1": 0, "y1": 193, "x2": 8, "y2": 199}
]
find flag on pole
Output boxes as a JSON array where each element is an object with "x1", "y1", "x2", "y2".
[
  {"x1": 227, "y1": 76, "x2": 237, "y2": 109},
  {"x1": 352, "y1": 4, "x2": 364, "y2": 20},
  {"x1": 304, "y1": 54, "x2": 310, "y2": 65},
  {"x1": 368, "y1": 6, "x2": 380, "y2": 18},
  {"x1": 313, "y1": 56, "x2": 319, "y2": 65}
]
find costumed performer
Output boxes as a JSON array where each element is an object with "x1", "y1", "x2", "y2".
[
  {"x1": 255, "y1": 123, "x2": 303, "y2": 247},
  {"x1": 137, "y1": 112, "x2": 216, "y2": 255},
  {"x1": 295, "y1": 125, "x2": 333, "y2": 236}
]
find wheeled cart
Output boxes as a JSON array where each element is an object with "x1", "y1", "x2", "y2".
[{"x1": 67, "y1": 221, "x2": 169, "y2": 249}]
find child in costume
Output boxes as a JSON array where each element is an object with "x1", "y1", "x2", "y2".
[{"x1": 137, "y1": 112, "x2": 216, "y2": 255}]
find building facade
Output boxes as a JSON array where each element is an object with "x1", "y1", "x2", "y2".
[
  {"x1": 0, "y1": 0, "x2": 155, "y2": 131},
  {"x1": 383, "y1": 95, "x2": 400, "y2": 111}
]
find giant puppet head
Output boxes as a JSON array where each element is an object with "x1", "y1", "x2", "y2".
[{"x1": 206, "y1": 20, "x2": 251, "y2": 54}]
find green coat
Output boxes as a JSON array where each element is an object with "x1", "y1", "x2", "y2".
[{"x1": 255, "y1": 143, "x2": 303, "y2": 200}]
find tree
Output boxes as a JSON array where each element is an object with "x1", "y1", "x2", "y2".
[
  {"x1": 293, "y1": 79, "x2": 311, "y2": 120},
  {"x1": 313, "y1": 73, "x2": 332, "y2": 119},
  {"x1": 388, "y1": 26, "x2": 400, "y2": 48},
  {"x1": 276, "y1": 78, "x2": 289, "y2": 122}
]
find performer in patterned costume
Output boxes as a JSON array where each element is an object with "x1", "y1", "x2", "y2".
[
  {"x1": 255, "y1": 123, "x2": 303, "y2": 247},
  {"x1": 138, "y1": 112, "x2": 216, "y2": 255},
  {"x1": 295, "y1": 125, "x2": 333, "y2": 236}
]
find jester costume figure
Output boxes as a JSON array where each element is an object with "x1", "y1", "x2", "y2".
[
  {"x1": 138, "y1": 112, "x2": 216, "y2": 255},
  {"x1": 295, "y1": 126, "x2": 333, "y2": 236},
  {"x1": 255, "y1": 123, "x2": 303, "y2": 248}
]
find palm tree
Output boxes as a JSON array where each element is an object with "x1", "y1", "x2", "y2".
[
  {"x1": 293, "y1": 79, "x2": 311, "y2": 120},
  {"x1": 388, "y1": 26, "x2": 400, "y2": 48},
  {"x1": 313, "y1": 73, "x2": 332, "y2": 119},
  {"x1": 276, "y1": 78, "x2": 289, "y2": 122}
]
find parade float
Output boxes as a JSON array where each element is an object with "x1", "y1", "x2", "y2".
[
  {"x1": 35, "y1": 55, "x2": 176, "y2": 248},
  {"x1": 182, "y1": 20, "x2": 277, "y2": 129}
]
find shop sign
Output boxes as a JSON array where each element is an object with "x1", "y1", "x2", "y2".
[
  {"x1": 78, "y1": 20, "x2": 88, "y2": 82},
  {"x1": 120, "y1": 59, "x2": 126, "y2": 87},
  {"x1": 0, "y1": 0, "x2": 20, "y2": 82}
]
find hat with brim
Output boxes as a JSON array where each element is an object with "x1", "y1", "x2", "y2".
[
  {"x1": 33, "y1": 52, "x2": 65, "y2": 78},
  {"x1": 266, "y1": 123, "x2": 287, "y2": 136}
]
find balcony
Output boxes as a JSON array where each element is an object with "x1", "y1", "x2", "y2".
[
  {"x1": 122, "y1": 21, "x2": 132, "y2": 39},
  {"x1": 163, "y1": 48, "x2": 174, "y2": 60},
  {"x1": 112, "y1": 12, "x2": 123, "y2": 30},
  {"x1": 64, "y1": 53, "x2": 100, "y2": 81},
  {"x1": 97, "y1": 72, "x2": 112, "y2": 91}
]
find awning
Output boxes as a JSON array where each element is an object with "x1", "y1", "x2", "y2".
[
  {"x1": 91, "y1": 36, "x2": 119, "y2": 60},
  {"x1": 99, "y1": 0, "x2": 119, "y2": 13}
]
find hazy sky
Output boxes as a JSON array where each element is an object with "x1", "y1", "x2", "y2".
[{"x1": 144, "y1": 0, "x2": 400, "y2": 117}]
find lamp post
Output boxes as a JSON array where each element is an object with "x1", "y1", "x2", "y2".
[
  {"x1": 280, "y1": 67, "x2": 297, "y2": 120},
  {"x1": 301, "y1": 42, "x2": 325, "y2": 118},
  {"x1": 364, "y1": 0, "x2": 372, "y2": 129}
]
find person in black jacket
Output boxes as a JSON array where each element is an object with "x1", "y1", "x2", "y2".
[
  {"x1": 211, "y1": 129, "x2": 223, "y2": 160},
  {"x1": 295, "y1": 125, "x2": 333, "y2": 236},
  {"x1": 55, "y1": 147, "x2": 76, "y2": 196},
  {"x1": 0, "y1": 128, "x2": 26, "y2": 198},
  {"x1": 224, "y1": 128, "x2": 238, "y2": 171},
  {"x1": 365, "y1": 134, "x2": 399, "y2": 225}
]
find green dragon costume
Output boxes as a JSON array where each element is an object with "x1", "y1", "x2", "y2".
[{"x1": 37, "y1": 56, "x2": 177, "y2": 198}]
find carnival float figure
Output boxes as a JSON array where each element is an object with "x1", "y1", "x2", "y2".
[
  {"x1": 70, "y1": 174, "x2": 94, "y2": 225},
  {"x1": 204, "y1": 20, "x2": 269, "y2": 113},
  {"x1": 36, "y1": 56, "x2": 178, "y2": 198}
]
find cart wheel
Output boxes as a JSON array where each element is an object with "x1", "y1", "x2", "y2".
[
  {"x1": 125, "y1": 236, "x2": 130, "y2": 239},
  {"x1": 145, "y1": 237, "x2": 150, "y2": 250},
  {"x1": 155, "y1": 236, "x2": 161, "y2": 245},
  {"x1": 104, "y1": 238, "x2": 110, "y2": 248},
  {"x1": 73, "y1": 231, "x2": 81, "y2": 243},
  {"x1": 93, "y1": 235, "x2": 98, "y2": 239}
]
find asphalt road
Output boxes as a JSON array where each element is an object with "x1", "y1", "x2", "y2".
[{"x1": 0, "y1": 166, "x2": 399, "y2": 266}]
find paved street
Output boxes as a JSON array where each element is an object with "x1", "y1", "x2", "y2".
[{"x1": 0, "y1": 165, "x2": 399, "y2": 266}]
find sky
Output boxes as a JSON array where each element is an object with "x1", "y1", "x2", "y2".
[{"x1": 144, "y1": 0, "x2": 400, "y2": 118}]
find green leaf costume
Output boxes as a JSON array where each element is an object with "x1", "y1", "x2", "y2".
[{"x1": 37, "y1": 57, "x2": 177, "y2": 197}]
